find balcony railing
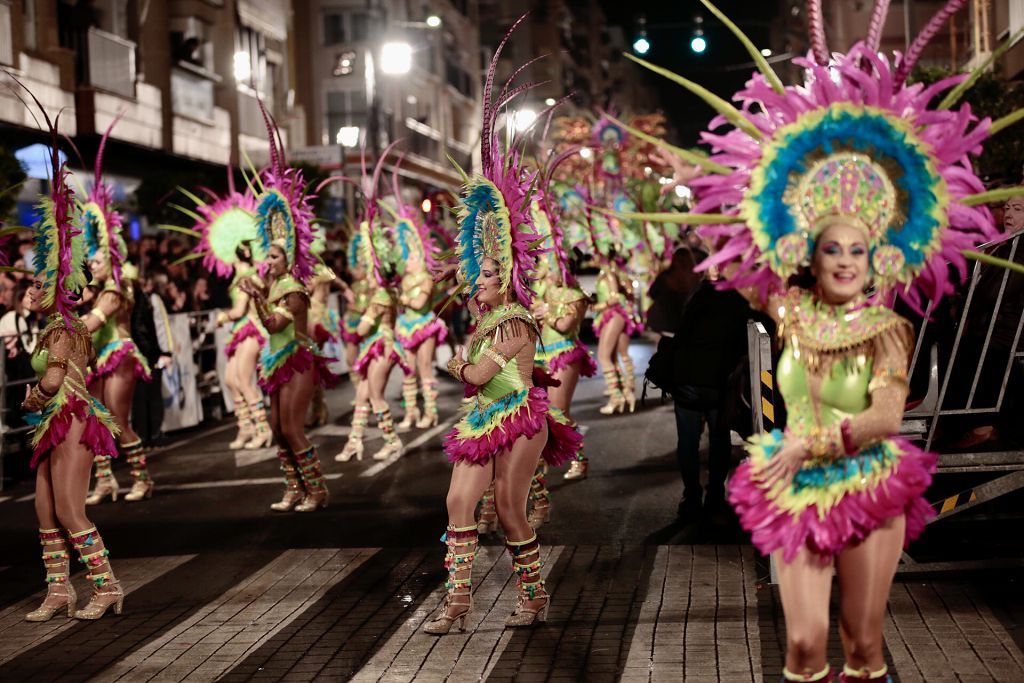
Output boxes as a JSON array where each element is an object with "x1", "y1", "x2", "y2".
[
  {"x1": 172, "y1": 66, "x2": 215, "y2": 123},
  {"x1": 86, "y1": 27, "x2": 136, "y2": 99},
  {"x1": 0, "y1": 2, "x2": 13, "y2": 66}
]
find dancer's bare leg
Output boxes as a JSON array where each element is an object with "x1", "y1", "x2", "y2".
[
  {"x1": 235, "y1": 337, "x2": 263, "y2": 405},
  {"x1": 549, "y1": 366, "x2": 580, "y2": 418},
  {"x1": 774, "y1": 548, "x2": 834, "y2": 677},
  {"x1": 837, "y1": 515, "x2": 905, "y2": 674},
  {"x1": 278, "y1": 369, "x2": 315, "y2": 454}
]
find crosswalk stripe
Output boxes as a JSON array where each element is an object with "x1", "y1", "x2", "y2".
[
  {"x1": 359, "y1": 417, "x2": 457, "y2": 478},
  {"x1": 0, "y1": 554, "x2": 196, "y2": 666},
  {"x1": 94, "y1": 548, "x2": 377, "y2": 682},
  {"x1": 349, "y1": 545, "x2": 563, "y2": 682}
]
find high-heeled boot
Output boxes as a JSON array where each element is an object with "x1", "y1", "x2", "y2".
[
  {"x1": 371, "y1": 407, "x2": 403, "y2": 460},
  {"x1": 337, "y1": 405, "x2": 369, "y2": 461},
  {"x1": 397, "y1": 377, "x2": 421, "y2": 430},
  {"x1": 229, "y1": 401, "x2": 254, "y2": 449},
  {"x1": 294, "y1": 445, "x2": 329, "y2": 511},
  {"x1": 839, "y1": 664, "x2": 889, "y2": 682},
  {"x1": 505, "y1": 534, "x2": 549, "y2": 627},
  {"x1": 123, "y1": 440, "x2": 155, "y2": 502},
  {"x1": 599, "y1": 369, "x2": 625, "y2": 414},
  {"x1": 25, "y1": 528, "x2": 77, "y2": 621},
  {"x1": 417, "y1": 378, "x2": 439, "y2": 428},
  {"x1": 69, "y1": 526, "x2": 123, "y2": 620},
  {"x1": 620, "y1": 356, "x2": 637, "y2": 413},
  {"x1": 423, "y1": 524, "x2": 477, "y2": 635},
  {"x1": 85, "y1": 455, "x2": 119, "y2": 505},
  {"x1": 245, "y1": 397, "x2": 274, "y2": 449},
  {"x1": 564, "y1": 440, "x2": 588, "y2": 480},
  {"x1": 527, "y1": 461, "x2": 552, "y2": 528},
  {"x1": 270, "y1": 449, "x2": 306, "y2": 512},
  {"x1": 477, "y1": 482, "x2": 498, "y2": 535}
]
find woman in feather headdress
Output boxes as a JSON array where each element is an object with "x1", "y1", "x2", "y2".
[
  {"x1": 173, "y1": 180, "x2": 271, "y2": 451},
  {"x1": 422, "y1": 16, "x2": 582, "y2": 636},
  {"x1": 339, "y1": 226, "x2": 371, "y2": 390},
  {"x1": 392, "y1": 164, "x2": 447, "y2": 431},
  {"x1": 240, "y1": 102, "x2": 339, "y2": 513},
  {"x1": 19, "y1": 100, "x2": 123, "y2": 621},
  {"x1": 306, "y1": 227, "x2": 342, "y2": 428},
  {"x1": 626, "y1": 1, "x2": 1024, "y2": 679},
  {"x1": 80, "y1": 120, "x2": 155, "y2": 505}
]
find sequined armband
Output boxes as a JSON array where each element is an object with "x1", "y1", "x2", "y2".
[
  {"x1": 482, "y1": 348, "x2": 509, "y2": 368},
  {"x1": 88, "y1": 308, "x2": 108, "y2": 325},
  {"x1": 273, "y1": 306, "x2": 294, "y2": 322},
  {"x1": 446, "y1": 358, "x2": 468, "y2": 382},
  {"x1": 46, "y1": 355, "x2": 69, "y2": 372},
  {"x1": 868, "y1": 366, "x2": 908, "y2": 393}
]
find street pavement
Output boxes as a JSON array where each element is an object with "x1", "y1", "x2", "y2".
[{"x1": 0, "y1": 342, "x2": 1022, "y2": 682}]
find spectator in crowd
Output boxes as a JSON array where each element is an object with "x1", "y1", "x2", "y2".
[
  {"x1": 646, "y1": 247, "x2": 704, "y2": 337},
  {"x1": 132, "y1": 276, "x2": 171, "y2": 448},
  {"x1": 0, "y1": 279, "x2": 41, "y2": 429}
]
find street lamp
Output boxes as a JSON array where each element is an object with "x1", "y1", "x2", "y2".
[
  {"x1": 579, "y1": 147, "x2": 593, "y2": 159},
  {"x1": 544, "y1": 97, "x2": 556, "y2": 106},
  {"x1": 336, "y1": 126, "x2": 360, "y2": 147},
  {"x1": 633, "y1": 36, "x2": 651, "y2": 55},
  {"x1": 512, "y1": 108, "x2": 537, "y2": 133},
  {"x1": 233, "y1": 51, "x2": 251, "y2": 82},
  {"x1": 761, "y1": 47, "x2": 773, "y2": 57},
  {"x1": 690, "y1": 33, "x2": 706, "y2": 54},
  {"x1": 425, "y1": 15, "x2": 442, "y2": 28},
  {"x1": 380, "y1": 41, "x2": 412, "y2": 75}
]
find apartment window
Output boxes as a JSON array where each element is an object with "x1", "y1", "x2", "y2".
[
  {"x1": 350, "y1": 12, "x2": 369, "y2": 41},
  {"x1": 235, "y1": 25, "x2": 267, "y2": 93},
  {"x1": 1012, "y1": 0, "x2": 1024, "y2": 42},
  {"x1": 24, "y1": 0, "x2": 37, "y2": 50},
  {"x1": 323, "y1": 13, "x2": 344, "y2": 45},
  {"x1": 326, "y1": 89, "x2": 367, "y2": 143}
]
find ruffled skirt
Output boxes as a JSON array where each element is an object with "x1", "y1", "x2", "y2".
[
  {"x1": 225, "y1": 318, "x2": 267, "y2": 358},
  {"x1": 89, "y1": 339, "x2": 152, "y2": 383},
  {"x1": 728, "y1": 429, "x2": 938, "y2": 562},
  {"x1": 536, "y1": 337, "x2": 598, "y2": 377},
  {"x1": 259, "y1": 341, "x2": 341, "y2": 394},
  {"x1": 341, "y1": 312, "x2": 362, "y2": 345},
  {"x1": 594, "y1": 304, "x2": 642, "y2": 337},
  {"x1": 352, "y1": 330, "x2": 411, "y2": 379},
  {"x1": 443, "y1": 386, "x2": 581, "y2": 467},
  {"x1": 396, "y1": 311, "x2": 447, "y2": 351},
  {"x1": 26, "y1": 391, "x2": 119, "y2": 469}
]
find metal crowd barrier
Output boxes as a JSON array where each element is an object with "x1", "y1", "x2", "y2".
[{"x1": 0, "y1": 333, "x2": 41, "y2": 489}]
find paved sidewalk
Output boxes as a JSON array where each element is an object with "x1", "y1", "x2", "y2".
[{"x1": 1, "y1": 544, "x2": 1021, "y2": 681}]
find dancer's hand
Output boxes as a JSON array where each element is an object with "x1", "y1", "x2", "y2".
[
  {"x1": 454, "y1": 344, "x2": 467, "y2": 362},
  {"x1": 752, "y1": 438, "x2": 807, "y2": 491}
]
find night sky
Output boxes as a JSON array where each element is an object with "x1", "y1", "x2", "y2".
[{"x1": 599, "y1": 0, "x2": 783, "y2": 148}]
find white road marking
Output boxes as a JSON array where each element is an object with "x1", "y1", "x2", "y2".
[
  {"x1": 12, "y1": 473, "x2": 344, "y2": 502},
  {"x1": 233, "y1": 447, "x2": 278, "y2": 468},
  {"x1": 359, "y1": 417, "x2": 456, "y2": 478}
]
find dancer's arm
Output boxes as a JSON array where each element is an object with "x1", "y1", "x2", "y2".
[
  {"x1": 22, "y1": 330, "x2": 71, "y2": 412},
  {"x1": 219, "y1": 287, "x2": 250, "y2": 325},
  {"x1": 81, "y1": 291, "x2": 122, "y2": 333},
  {"x1": 840, "y1": 325, "x2": 912, "y2": 449},
  {"x1": 551, "y1": 300, "x2": 586, "y2": 334},
  {"x1": 356, "y1": 301, "x2": 385, "y2": 337},
  {"x1": 450, "y1": 320, "x2": 533, "y2": 387}
]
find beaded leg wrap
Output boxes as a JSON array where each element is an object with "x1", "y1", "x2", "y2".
[
  {"x1": 270, "y1": 449, "x2": 305, "y2": 512},
  {"x1": 602, "y1": 369, "x2": 622, "y2": 399},
  {"x1": 528, "y1": 462, "x2": 551, "y2": 529},
  {"x1": 620, "y1": 357, "x2": 635, "y2": 395},
  {"x1": 783, "y1": 665, "x2": 834, "y2": 682},
  {"x1": 423, "y1": 524, "x2": 477, "y2": 634},
  {"x1": 338, "y1": 405, "x2": 369, "y2": 462},
  {"x1": 294, "y1": 446, "x2": 329, "y2": 511},
  {"x1": 418, "y1": 378, "x2": 439, "y2": 427},
  {"x1": 398, "y1": 378, "x2": 420, "y2": 428},
  {"x1": 477, "y1": 482, "x2": 498, "y2": 534},
  {"x1": 94, "y1": 454, "x2": 113, "y2": 479},
  {"x1": 371, "y1": 407, "x2": 403, "y2": 460},
  {"x1": 69, "y1": 526, "x2": 123, "y2": 619},
  {"x1": 25, "y1": 528, "x2": 77, "y2": 621},
  {"x1": 839, "y1": 665, "x2": 890, "y2": 682},
  {"x1": 505, "y1": 534, "x2": 549, "y2": 626},
  {"x1": 123, "y1": 440, "x2": 149, "y2": 483}
]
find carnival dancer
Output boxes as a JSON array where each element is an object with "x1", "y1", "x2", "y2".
[
  {"x1": 173, "y1": 183, "x2": 272, "y2": 451},
  {"x1": 307, "y1": 232, "x2": 341, "y2": 427},
  {"x1": 340, "y1": 228, "x2": 371, "y2": 392},
  {"x1": 592, "y1": 252, "x2": 638, "y2": 414},
  {"x1": 81, "y1": 121, "x2": 154, "y2": 504},
  {"x1": 20, "y1": 102, "x2": 123, "y2": 621},
  {"x1": 393, "y1": 167, "x2": 447, "y2": 431},
  {"x1": 628, "y1": 0, "x2": 1022, "y2": 678},
  {"x1": 241, "y1": 102, "x2": 338, "y2": 512},
  {"x1": 423, "y1": 17, "x2": 581, "y2": 635}
]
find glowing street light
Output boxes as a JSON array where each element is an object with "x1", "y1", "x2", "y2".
[
  {"x1": 233, "y1": 51, "x2": 251, "y2": 82},
  {"x1": 336, "y1": 125, "x2": 360, "y2": 147},
  {"x1": 421, "y1": 198, "x2": 433, "y2": 213},
  {"x1": 579, "y1": 147, "x2": 593, "y2": 159},
  {"x1": 633, "y1": 36, "x2": 651, "y2": 55},
  {"x1": 690, "y1": 34, "x2": 707, "y2": 54},
  {"x1": 512, "y1": 108, "x2": 537, "y2": 133},
  {"x1": 381, "y1": 41, "x2": 412, "y2": 75},
  {"x1": 761, "y1": 47, "x2": 773, "y2": 57},
  {"x1": 425, "y1": 15, "x2": 442, "y2": 28},
  {"x1": 544, "y1": 97, "x2": 556, "y2": 106}
]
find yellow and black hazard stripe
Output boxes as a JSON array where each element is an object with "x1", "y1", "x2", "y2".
[
  {"x1": 936, "y1": 490, "x2": 978, "y2": 516},
  {"x1": 760, "y1": 369, "x2": 775, "y2": 432}
]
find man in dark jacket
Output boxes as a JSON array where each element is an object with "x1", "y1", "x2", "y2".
[{"x1": 666, "y1": 278, "x2": 754, "y2": 521}]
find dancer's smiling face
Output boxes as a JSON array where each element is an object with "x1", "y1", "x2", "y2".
[
  {"x1": 89, "y1": 256, "x2": 111, "y2": 283},
  {"x1": 811, "y1": 222, "x2": 869, "y2": 305},
  {"x1": 267, "y1": 245, "x2": 288, "y2": 278},
  {"x1": 475, "y1": 257, "x2": 504, "y2": 307},
  {"x1": 27, "y1": 276, "x2": 46, "y2": 313}
]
